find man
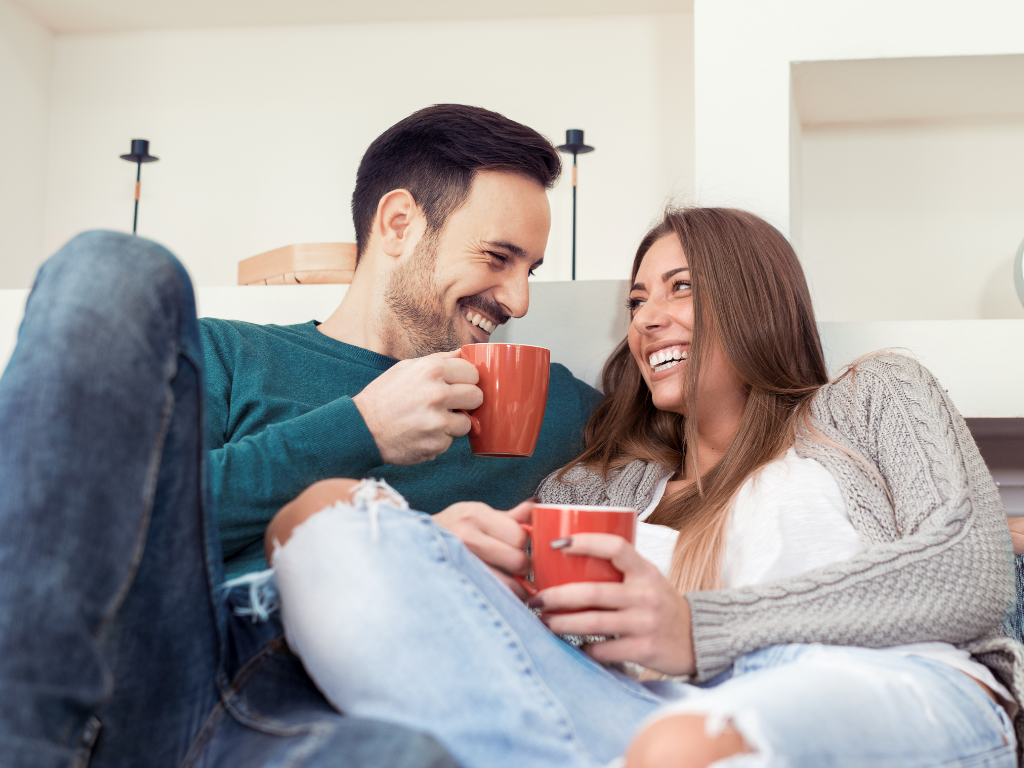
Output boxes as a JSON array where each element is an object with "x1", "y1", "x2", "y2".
[
  {"x1": 202, "y1": 105, "x2": 601, "y2": 579},
  {"x1": 0, "y1": 105, "x2": 599, "y2": 766}
]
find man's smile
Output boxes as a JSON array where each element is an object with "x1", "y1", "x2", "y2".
[
  {"x1": 457, "y1": 297, "x2": 510, "y2": 341},
  {"x1": 463, "y1": 308, "x2": 497, "y2": 335}
]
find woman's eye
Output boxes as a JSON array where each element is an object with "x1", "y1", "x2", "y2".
[
  {"x1": 673, "y1": 280, "x2": 691, "y2": 294},
  {"x1": 625, "y1": 297, "x2": 645, "y2": 314}
]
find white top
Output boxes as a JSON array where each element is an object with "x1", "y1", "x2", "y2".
[{"x1": 634, "y1": 448, "x2": 1014, "y2": 705}]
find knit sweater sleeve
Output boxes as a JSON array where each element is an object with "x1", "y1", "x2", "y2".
[
  {"x1": 685, "y1": 353, "x2": 1016, "y2": 681},
  {"x1": 200, "y1": 320, "x2": 382, "y2": 562}
]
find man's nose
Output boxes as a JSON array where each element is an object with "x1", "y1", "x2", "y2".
[{"x1": 499, "y1": 272, "x2": 530, "y2": 319}]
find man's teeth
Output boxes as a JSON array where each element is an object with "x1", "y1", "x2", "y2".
[
  {"x1": 649, "y1": 348, "x2": 688, "y2": 371},
  {"x1": 465, "y1": 311, "x2": 495, "y2": 334}
]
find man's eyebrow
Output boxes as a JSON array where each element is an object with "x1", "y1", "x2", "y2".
[{"x1": 484, "y1": 240, "x2": 528, "y2": 261}]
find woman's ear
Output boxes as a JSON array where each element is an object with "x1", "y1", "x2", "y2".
[{"x1": 373, "y1": 189, "x2": 421, "y2": 259}]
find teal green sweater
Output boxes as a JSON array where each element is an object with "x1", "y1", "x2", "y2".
[{"x1": 200, "y1": 319, "x2": 603, "y2": 578}]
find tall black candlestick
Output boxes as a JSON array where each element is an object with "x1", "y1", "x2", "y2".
[
  {"x1": 557, "y1": 129, "x2": 594, "y2": 281},
  {"x1": 119, "y1": 139, "x2": 159, "y2": 236}
]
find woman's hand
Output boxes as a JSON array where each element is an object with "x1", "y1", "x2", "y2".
[
  {"x1": 530, "y1": 533, "x2": 696, "y2": 677},
  {"x1": 434, "y1": 498, "x2": 534, "y2": 598},
  {"x1": 1008, "y1": 516, "x2": 1024, "y2": 556}
]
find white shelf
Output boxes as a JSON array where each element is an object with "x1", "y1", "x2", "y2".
[
  {"x1": 4, "y1": 284, "x2": 1024, "y2": 419},
  {"x1": 793, "y1": 54, "x2": 1024, "y2": 128}
]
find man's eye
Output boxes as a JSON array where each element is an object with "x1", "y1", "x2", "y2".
[{"x1": 488, "y1": 252, "x2": 509, "y2": 265}]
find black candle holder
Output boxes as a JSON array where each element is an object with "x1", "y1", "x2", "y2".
[
  {"x1": 557, "y1": 129, "x2": 595, "y2": 281},
  {"x1": 119, "y1": 139, "x2": 159, "y2": 235}
]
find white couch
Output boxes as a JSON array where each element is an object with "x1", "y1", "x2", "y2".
[
  {"x1": 4, "y1": 280, "x2": 1024, "y2": 414},
  {"x1": 3, "y1": 281, "x2": 1023, "y2": 509}
]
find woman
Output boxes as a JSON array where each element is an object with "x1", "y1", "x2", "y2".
[{"x1": 265, "y1": 208, "x2": 1022, "y2": 768}]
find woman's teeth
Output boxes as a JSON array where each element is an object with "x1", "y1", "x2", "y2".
[
  {"x1": 465, "y1": 311, "x2": 495, "y2": 335},
  {"x1": 649, "y1": 347, "x2": 688, "y2": 372}
]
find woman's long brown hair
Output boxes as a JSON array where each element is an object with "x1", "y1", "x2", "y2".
[{"x1": 563, "y1": 207, "x2": 829, "y2": 594}]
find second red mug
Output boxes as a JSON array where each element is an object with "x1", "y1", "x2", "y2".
[{"x1": 516, "y1": 504, "x2": 638, "y2": 596}]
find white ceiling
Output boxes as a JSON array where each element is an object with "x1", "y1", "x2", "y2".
[
  {"x1": 794, "y1": 54, "x2": 1024, "y2": 127},
  {"x1": 12, "y1": 0, "x2": 692, "y2": 34}
]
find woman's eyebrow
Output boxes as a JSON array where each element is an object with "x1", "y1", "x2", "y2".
[
  {"x1": 631, "y1": 267, "x2": 690, "y2": 292},
  {"x1": 661, "y1": 267, "x2": 689, "y2": 282}
]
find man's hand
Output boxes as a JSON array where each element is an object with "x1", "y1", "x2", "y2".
[
  {"x1": 353, "y1": 350, "x2": 482, "y2": 465},
  {"x1": 434, "y1": 498, "x2": 534, "y2": 599},
  {"x1": 1009, "y1": 516, "x2": 1024, "y2": 556}
]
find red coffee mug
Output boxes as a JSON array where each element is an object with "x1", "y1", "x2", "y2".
[
  {"x1": 515, "y1": 504, "x2": 638, "y2": 596},
  {"x1": 459, "y1": 344, "x2": 550, "y2": 458}
]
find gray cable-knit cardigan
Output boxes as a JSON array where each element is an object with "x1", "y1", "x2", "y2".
[{"x1": 537, "y1": 353, "x2": 1024, "y2": 758}]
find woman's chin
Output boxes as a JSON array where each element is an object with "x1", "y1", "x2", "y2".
[{"x1": 650, "y1": 388, "x2": 685, "y2": 414}]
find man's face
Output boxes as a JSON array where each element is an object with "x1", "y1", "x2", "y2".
[{"x1": 383, "y1": 171, "x2": 551, "y2": 358}]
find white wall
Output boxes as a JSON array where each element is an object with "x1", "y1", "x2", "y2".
[
  {"x1": 801, "y1": 118, "x2": 1024, "y2": 321},
  {"x1": 694, "y1": 0, "x2": 1024, "y2": 322},
  {"x1": 28, "y1": 13, "x2": 694, "y2": 289},
  {"x1": 695, "y1": 0, "x2": 1024, "y2": 234},
  {"x1": 0, "y1": 0, "x2": 53, "y2": 288}
]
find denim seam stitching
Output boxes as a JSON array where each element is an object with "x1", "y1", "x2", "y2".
[
  {"x1": 430, "y1": 521, "x2": 600, "y2": 763},
  {"x1": 93, "y1": 339, "x2": 180, "y2": 640},
  {"x1": 935, "y1": 743, "x2": 1016, "y2": 768},
  {"x1": 178, "y1": 698, "x2": 227, "y2": 768},
  {"x1": 221, "y1": 639, "x2": 324, "y2": 737}
]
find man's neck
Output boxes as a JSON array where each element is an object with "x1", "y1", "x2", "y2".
[{"x1": 318, "y1": 264, "x2": 397, "y2": 358}]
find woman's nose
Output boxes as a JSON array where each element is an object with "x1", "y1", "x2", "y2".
[{"x1": 631, "y1": 297, "x2": 668, "y2": 333}]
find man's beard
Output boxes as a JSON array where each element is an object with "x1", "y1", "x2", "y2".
[{"x1": 381, "y1": 234, "x2": 462, "y2": 358}]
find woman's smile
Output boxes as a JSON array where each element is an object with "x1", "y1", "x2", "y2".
[{"x1": 645, "y1": 343, "x2": 689, "y2": 379}]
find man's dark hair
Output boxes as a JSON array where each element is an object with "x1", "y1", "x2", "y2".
[{"x1": 351, "y1": 104, "x2": 562, "y2": 263}]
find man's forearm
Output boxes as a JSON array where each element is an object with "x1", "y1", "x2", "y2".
[{"x1": 210, "y1": 396, "x2": 382, "y2": 561}]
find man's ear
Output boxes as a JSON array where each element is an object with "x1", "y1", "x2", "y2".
[{"x1": 374, "y1": 189, "x2": 420, "y2": 259}]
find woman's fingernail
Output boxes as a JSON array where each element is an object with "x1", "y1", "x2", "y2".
[
  {"x1": 550, "y1": 537, "x2": 572, "y2": 550},
  {"x1": 528, "y1": 495, "x2": 541, "y2": 503},
  {"x1": 527, "y1": 595, "x2": 545, "y2": 609}
]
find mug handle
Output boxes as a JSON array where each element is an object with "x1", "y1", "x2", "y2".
[
  {"x1": 456, "y1": 409, "x2": 482, "y2": 437},
  {"x1": 514, "y1": 521, "x2": 538, "y2": 596}
]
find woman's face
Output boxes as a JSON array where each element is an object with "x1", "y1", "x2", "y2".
[{"x1": 627, "y1": 234, "x2": 744, "y2": 416}]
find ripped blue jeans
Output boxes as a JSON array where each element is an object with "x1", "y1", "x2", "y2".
[
  {"x1": 267, "y1": 483, "x2": 1017, "y2": 768},
  {"x1": 0, "y1": 233, "x2": 456, "y2": 768}
]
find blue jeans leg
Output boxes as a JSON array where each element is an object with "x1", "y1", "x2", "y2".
[
  {"x1": 195, "y1": 606, "x2": 458, "y2": 768},
  {"x1": 0, "y1": 232, "x2": 457, "y2": 768},
  {"x1": 641, "y1": 644, "x2": 1016, "y2": 767},
  {"x1": 0, "y1": 231, "x2": 222, "y2": 767},
  {"x1": 275, "y1": 499, "x2": 669, "y2": 768},
  {"x1": 1004, "y1": 554, "x2": 1024, "y2": 643}
]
